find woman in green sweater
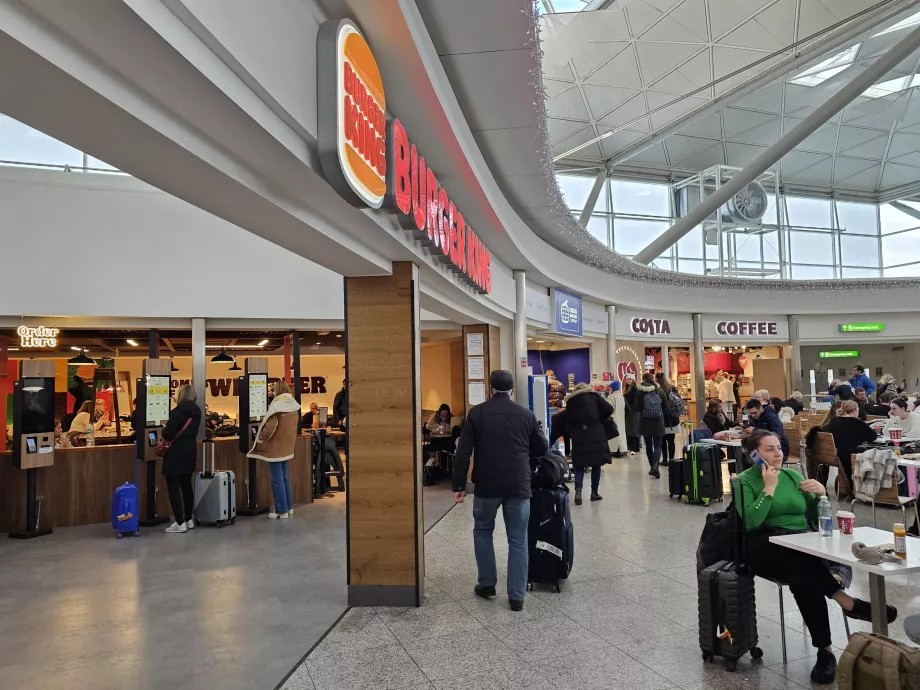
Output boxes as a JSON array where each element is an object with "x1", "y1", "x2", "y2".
[{"x1": 734, "y1": 429, "x2": 897, "y2": 685}]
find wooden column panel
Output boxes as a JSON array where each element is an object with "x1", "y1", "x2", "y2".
[{"x1": 345, "y1": 262, "x2": 423, "y2": 607}]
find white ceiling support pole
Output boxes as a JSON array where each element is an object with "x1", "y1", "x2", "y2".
[
  {"x1": 632, "y1": 22, "x2": 920, "y2": 266},
  {"x1": 578, "y1": 169, "x2": 608, "y2": 227},
  {"x1": 889, "y1": 200, "x2": 920, "y2": 222}
]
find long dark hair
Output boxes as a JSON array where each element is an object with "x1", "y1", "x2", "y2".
[
  {"x1": 436, "y1": 404, "x2": 452, "y2": 420},
  {"x1": 655, "y1": 372, "x2": 672, "y2": 395},
  {"x1": 743, "y1": 428, "x2": 779, "y2": 453}
]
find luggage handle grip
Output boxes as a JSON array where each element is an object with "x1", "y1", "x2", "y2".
[{"x1": 201, "y1": 438, "x2": 216, "y2": 477}]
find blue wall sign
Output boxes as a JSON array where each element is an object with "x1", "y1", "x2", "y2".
[{"x1": 552, "y1": 288, "x2": 582, "y2": 337}]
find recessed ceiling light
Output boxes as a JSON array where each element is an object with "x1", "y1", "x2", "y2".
[
  {"x1": 71, "y1": 346, "x2": 83, "y2": 352},
  {"x1": 336, "y1": 334, "x2": 342, "y2": 338},
  {"x1": 315, "y1": 342, "x2": 321, "y2": 345},
  {"x1": 536, "y1": 340, "x2": 545, "y2": 343},
  {"x1": 258, "y1": 339, "x2": 269, "y2": 346},
  {"x1": 126, "y1": 339, "x2": 138, "y2": 347}
]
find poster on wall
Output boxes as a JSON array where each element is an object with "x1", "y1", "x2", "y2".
[
  {"x1": 146, "y1": 375, "x2": 170, "y2": 426},
  {"x1": 249, "y1": 374, "x2": 267, "y2": 420},
  {"x1": 467, "y1": 357, "x2": 484, "y2": 380},
  {"x1": 468, "y1": 382, "x2": 485, "y2": 406},
  {"x1": 466, "y1": 333, "x2": 483, "y2": 356}
]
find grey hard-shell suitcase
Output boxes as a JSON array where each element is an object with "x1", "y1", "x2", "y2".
[
  {"x1": 194, "y1": 439, "x2": 236, "y2": 527},
  {"x1": 698, "y1": 478, "x2": 762, "y2": 671}
]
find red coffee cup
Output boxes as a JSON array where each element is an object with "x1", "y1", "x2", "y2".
[
  {"x1": 890, "y1": 428, "x2": 903, "y2": 442},
  {"x1": 837, "y1": 511, "x2": 855, "y2": 535}
]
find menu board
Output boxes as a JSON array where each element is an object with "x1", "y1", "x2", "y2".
[
  {"x1": 146, "y1": 375, "x2": 170, "y2": 426},
  {"x1": 249, "y1": 374, "x2": 267, "y2": 420}
]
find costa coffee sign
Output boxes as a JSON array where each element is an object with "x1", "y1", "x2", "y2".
[
  {"x1": 318, "y1": 19, "x2": 491, "y2": 294},
  {"x1": 630, "y1": 317, "x2": 670, "y2": 335},
  {"x1": 716, "y1": 321, "x2": 778, "y2": 336}
]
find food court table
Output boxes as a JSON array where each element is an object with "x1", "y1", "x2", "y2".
[
  {"x1": 706, "y1": 438, "x2": 745, "y2": 469},
  {"x1": 769, "y1": 527, "x2": 920, "y2": 636}
]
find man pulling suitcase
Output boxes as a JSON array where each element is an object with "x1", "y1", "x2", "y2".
[{"x1": 452, "y1": 370, "x2": 549, "y2": 611}]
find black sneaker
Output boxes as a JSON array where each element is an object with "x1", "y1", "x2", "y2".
[
  {"x1": 660, "y1": 460, "x2": 669, "y2": 466},
  {"x1": 810, "y1": 649, "x2": 837, "y2": 685},
  {"x1": 474, "y1": 585, "x2": 496, "y2": 599},
  {"x1": 574, "y1": 489, "x2": 583, "y2": 505},
  {"x1": 844, "y1": 598, "x2": 898, "y2": 623},
  {"x1": 652, "y1": 470, "x2": 661, "y2": 479},
  {"x1": 590, "y1": 493, "x2": 603, "y2": 501},
  {"x1": 509, "y1": 599, "x2": 524, "y2": 612}
]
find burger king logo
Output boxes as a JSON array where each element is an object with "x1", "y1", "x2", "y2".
[{"x1": 318, "y1": 19, "x2": 491, "y2": 295}]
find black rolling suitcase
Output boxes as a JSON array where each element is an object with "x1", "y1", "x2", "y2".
[
  {"x1": 698, "y1": 479, "x2": 761, "y2": 672},
  {"x1": 668, "y1": 456, "x2": 684, "y2": 499},
  {"x1": 527, "y1": 486, "x2": 574, "y2": 592},
  {"x1": 684, "y1": 442, "x2": 723, "y2": 505}
]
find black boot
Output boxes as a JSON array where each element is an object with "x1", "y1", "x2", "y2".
[
  {"x1": 590, "y1": 492, "x2": 602, "y2": 501},
  {"x1": 474, "y1": 585, "x2": 496, "y2": 599},
  {"x1": 509, "y1": 599, "x2": 524, "y2": 612},
  {"x1": 574, "y1": 489, "x2": 583, "y2": 505},
  {"x1": 810, "y1": 649, "x2": 837, "y2": 685}
]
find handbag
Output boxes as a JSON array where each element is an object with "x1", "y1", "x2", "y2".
[
  {"x1": 602, "y1": 417, "x2": 618, "y2": 440},
  {"x1": 155, "y1": 416, "x2": 192, "y2": 458}
]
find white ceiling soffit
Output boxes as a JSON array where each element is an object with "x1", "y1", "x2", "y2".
[
  {"x1": 415, "y1": 0, "x2": 920, "y2": 293},
  {"x1": 541, "y1": 0, "x2": 920, "y2": 196}
]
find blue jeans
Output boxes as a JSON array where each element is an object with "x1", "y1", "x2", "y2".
[
  {"x1": 574, "y1": 466, "x2": 601, "y2": 493},
  {"x1": 269, "y1": 461, "x2": 292, "y2": 513},
  {"x1": 473, "y1": 496, "x2": 530, "y2": 602},
  {"x1": 644, "y1": 435, "x2": 663, "y2": 471}
]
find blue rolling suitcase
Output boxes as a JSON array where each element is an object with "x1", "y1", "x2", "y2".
[
  {"x1": 112, "y1": 482, "x2": 140, "y2": 538},
  {"x1": 527, "y1": 486, "x2": 574, "y2": 592}
]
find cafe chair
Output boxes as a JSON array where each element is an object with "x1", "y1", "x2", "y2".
[
  {"x1": 782, "y1": 422, "x2": 807, "y2": 477},
  {"x1": 849, "y1": 453, "x2": 919, "y2": 529},
  {"x1": 808, "y1": 432, "x2": 851, "y2": 505},
  {"x1": 762, "y1": 574, "x2": 851, "y2": 665}
]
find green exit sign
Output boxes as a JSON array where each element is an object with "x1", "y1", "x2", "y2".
[
  {"x1": 839, "y1": 323, "x2": 885, "y2": 333},
  {"x1": 819, "y1": 350, "x2": 860, "y2": 358}
]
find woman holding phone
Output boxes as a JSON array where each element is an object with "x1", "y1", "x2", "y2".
[{"x1": 735, "y1": 429, "x2": 897, "y2": 685}]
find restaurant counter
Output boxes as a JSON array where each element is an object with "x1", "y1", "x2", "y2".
[{"x1": 0, "y1": 435, "x2": 314, "y2": 533}]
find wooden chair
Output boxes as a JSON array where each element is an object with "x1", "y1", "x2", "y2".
[
  {"x1": 808, "y1": 432, "x2": 849, "y2": 502},
  {"x1": 782, "y1": 423, "x2": 806, "y2": 477},
  {"x1": 867, "y1": 415, "x2": 887, "y2": 422},
  {"x1": 850, "y1": 452, "x2": 919, "y2": 528}
]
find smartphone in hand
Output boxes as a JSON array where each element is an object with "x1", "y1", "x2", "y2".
[{"x1": 751, "y1": 450, "x2": 766, "y2": 469}]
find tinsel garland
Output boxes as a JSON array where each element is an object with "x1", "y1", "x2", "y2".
[{"x1": 523, "y1": 0, "x2": 920, "y2": 296}]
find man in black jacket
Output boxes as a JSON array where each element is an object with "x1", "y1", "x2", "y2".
[
  {"x1": 452, "y1": 370, "x2": 548, "y2": 612},
  {"x1": 332, "y1": 379, "x2": 347, "y2": 426},
  {"x1": 743, "y1": 399, "x2": 789, "y2": 457}
]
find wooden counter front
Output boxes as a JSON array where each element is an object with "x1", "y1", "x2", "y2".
[{"x1": 0, "y1": 436, "x2": 313, "y2": 533}]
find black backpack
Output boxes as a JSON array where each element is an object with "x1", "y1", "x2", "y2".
[{"x1": 531, "y1": 450, "x2": 567, "y2": 489}]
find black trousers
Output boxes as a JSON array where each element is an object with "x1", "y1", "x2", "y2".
[
  {"x1": 662, "y1": 434, "x2": 676, "y2": 463},
  {"x1": 626, "y1": 435, "x2": 641, "y2": 452},
  {"x1": 166, "y1": 473, "x2": 194, "y2": 524},
  {"x1": 746, "y1": 530, "x2": 841, "y2": 649}
]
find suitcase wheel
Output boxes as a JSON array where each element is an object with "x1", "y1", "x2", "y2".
[
  {"x1": 116, "y1": 533, "x2": 123, "y2": 540},
  {"x1": 702, "y1": 652, "x2": 711, "y2": 662},
  {"x1": 725, "y1": 660, "x2": 737, "y2": 673},
  {"x1": 134, "y1": 531, "x2": 140, "y2": 537},
  {"x1": 552, "y1": 583, "x2": 561, "y2": 593},
  {"x1": 526, "y1": 583, "x2": 533, "y2": 592},
  {"x1": 750, "y1": 647, "x2": 763, "y2": 660},
  {"x1": 230, "y1": 518, "x2": 235, "y2": 525}
]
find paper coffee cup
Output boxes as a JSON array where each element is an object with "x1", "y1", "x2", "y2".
[
  {"x1": 890, "y1": 428, "x2": 902, "y2": 441},
  {"x1": 837, "y1": 511, "x2": 855, "y2": 535}
]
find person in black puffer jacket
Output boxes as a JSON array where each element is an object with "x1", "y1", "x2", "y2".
[
  {"x1": 636, "y1": 372, "x2": 668, "y2": 479},
  {"x1": 161, "y1": 385, "x2": 202, "y2": 534},
  {"x1": 552, "y1": 383, "x2": 613, "y2": 505}
]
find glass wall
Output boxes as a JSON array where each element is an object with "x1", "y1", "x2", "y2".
[
  {"x1": 0, "y1": 114, "x2": 121, "y2": 173},
  {"x1": 557, "y1": 172, "x2": 885, "y2": 279}
]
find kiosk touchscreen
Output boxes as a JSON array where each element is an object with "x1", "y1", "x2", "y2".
[{"x1": 238, "y1": 358, "x2": 270, "y2": 516}]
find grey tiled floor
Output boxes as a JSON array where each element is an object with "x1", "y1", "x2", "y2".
[{"x1": 283, "y1": 455, "x2": 920, "y2": 690}]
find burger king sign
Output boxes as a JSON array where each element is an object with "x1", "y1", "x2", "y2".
[{"x1": 318, "y1": 19, "x2": 491, "y2": 295}]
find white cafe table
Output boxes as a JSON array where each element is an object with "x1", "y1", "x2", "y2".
[
  {"x1": 769, "y1": 527, "x2": 920, "y2": 636},
  {"x1": 706, "y1": 438, "x2": 745, "y2": 469}
]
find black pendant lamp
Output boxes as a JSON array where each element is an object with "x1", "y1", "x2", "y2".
[
  {"x1": 211, "y1": 341, "x2": 234, "y2": 364},
  {"x1": 228, "y1": 360, "x2": 242, "y2": 372},
  {"x1": 170, "y1": 359, "x2": 179, "y2": 372},
  {"x1": 68, "y1": 348, "x2": 96, "y2": 366}
]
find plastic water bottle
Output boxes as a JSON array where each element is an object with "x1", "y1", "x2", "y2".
[
  {"x1": 85, "y1": 423, "x2": 95, "y2": 448},
  {"x1": 818, "y1": 496, "x2": 833, "y2": 536}
]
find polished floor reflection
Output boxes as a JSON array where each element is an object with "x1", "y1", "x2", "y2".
[
  {"x1": 283, "y1": 456, "x2": 920, "y2": 690},
  {"x1": 0, "y1": 494, "x2": 347, "y2": 690}
]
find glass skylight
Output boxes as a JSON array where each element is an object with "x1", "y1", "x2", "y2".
[
  {"x1": 789, "y1": 44, "x2": 860, "y2": 86},
  {"x1": 873, "y1": 10, "x2": 920, "y2": 38},
  {"x1": 539, "y1": 0, "x2": 591, "y2": 15}
]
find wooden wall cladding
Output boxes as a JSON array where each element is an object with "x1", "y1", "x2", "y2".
[{"x1": 345, "y1": 262, "x2": 422, "y2": 590}]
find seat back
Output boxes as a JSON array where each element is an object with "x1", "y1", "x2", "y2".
[
  {"x1": 866, "y1": 415, "x2": 887, "y2": 422},
  {"x1": 783, "y1": 423, "x2": 802, "y2": 459},
  {"x1": 812, "y1": 432, "x2": 839, "y2": 466}
]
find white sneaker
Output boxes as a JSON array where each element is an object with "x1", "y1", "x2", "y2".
[
  {"x1": 185, "y1": 520, "x2": 195, "y2": 530},
  {"x1": 268, "y1": 512, "x2": 280, "y2": 519},
  {"x1": 165, "y1": 522, "x2": 187, "y2": 533},
  {"x1": 287, "y1": 509, "x2": 294, "y2": 517},
  {"x1": 278, "y1": 512, "x2": 290, "y2": 519}
]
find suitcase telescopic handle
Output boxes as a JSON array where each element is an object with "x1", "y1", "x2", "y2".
[
  {"x1": 202, "y1": 438, "x2": 216, "y2": 476},
  {"x1": 730, "y1": 477, "x2": 747, "y2": 567}
]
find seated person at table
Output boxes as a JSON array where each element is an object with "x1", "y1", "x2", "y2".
[
  {"x1": 426, "y1": 404, "x2": 461, "y2": 454},
  {"x1": 884, "y1": 397, "x2": 920, "y2": 437},
  {"x1": 853, "y1": 388, "x2": 869, "y2": 420},
  {"x1": 742, "y1": 399, "x2": 789, "y2": 457},
  {"x1": 824, "y1": 400, "x2": 877, "y2": 500},
  {"x1": 302, "y1": 402, "x2": 321, "y2": 430},
  {"x1": 69, "y1": 400, "x2": 107, "y2": 433},
  {"x1": 867, "y1": 391, "x2": 895, "y2": 417},
  {"x1": 702, "y1": 400, "x2": 729, "y2": 434},
  {"x1": 735, "y1": 429, "x2": 897, "y2": 684},
  {"x1": 783, "y1": 390, "x2": 805, "y2": 415}
]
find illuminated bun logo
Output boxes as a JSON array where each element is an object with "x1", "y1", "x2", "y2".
[{"x1": 318, "y1": 20, "x2": 386, "y2": 208}]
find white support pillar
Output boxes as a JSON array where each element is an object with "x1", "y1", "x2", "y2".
[
  {"x1": 191, "y1": 317, "x2": 207, "y2": 441},
  {"x1": 513, "y1": 270, "x2": 529, "y2": 403},
  {"x1": 633, "y1": 22, "x2": 920, "y2": 265},
  {"x1": 578, "y1": 169, "x2": 607, "y2": 228},
  {"x1": 693, "y1": 313, "x2": 705, "y2": 426},
  {"x1": 662, "y1": 345, "x2": 670, "y2": 382},
  {"x1": 606, "y1": 305, "x2": 616, "y2": 380},
  {"x1": 788, "y1": 314, "x2": 802, "y2": 395}
]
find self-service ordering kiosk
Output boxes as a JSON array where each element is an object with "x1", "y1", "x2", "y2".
[
  {"x1": 238, "y1": 357, "x2": 269, "y2": 516},
  {"x1": 9, "y1": 360, "x2": 56, "y2": 539},
  {"x1": 135, "y1": 358, "x2": 172, "y2": 526}
]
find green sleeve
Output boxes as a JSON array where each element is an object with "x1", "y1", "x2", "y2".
[
  {"x1": 785, "y1": 469, "x2": 820, "y2": 523},
  {"x1": 733, "y1": 479, "x2": 773, "y2": 530}
]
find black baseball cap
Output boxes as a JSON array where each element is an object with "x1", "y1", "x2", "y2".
[{"x1": 490, "y1": 370, "x2": 514, "y2": 391}]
